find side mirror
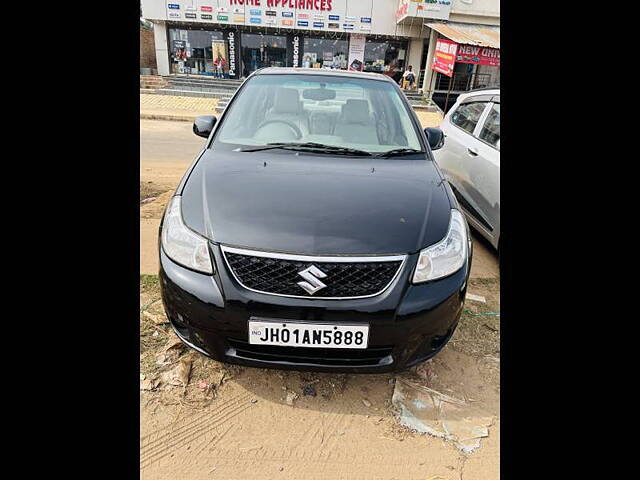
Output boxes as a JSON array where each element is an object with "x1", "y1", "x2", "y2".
[
  {"x1": 424, "y1": 127, "x2": 445, "y2": 151},
  {"x1": 193, "y1": 115, "x2": 217, "y2": 138}
]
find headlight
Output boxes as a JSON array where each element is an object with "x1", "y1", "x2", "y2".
[
  {"x1": 161, "y1": 196, "x2": 213, "y2": 274},
  {"x1": 412, "y1": 209, "x2": 468, "y2": 283}
]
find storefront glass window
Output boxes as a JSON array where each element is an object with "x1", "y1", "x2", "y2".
[
  {"x1": 168, "y1": 28, "x2": 224, "y2": 75},
  {"x1": 363, "y1": 39, "x2": 407, "y2": 83},
  {"x1": 240, "y1": 34, "x2": 287, "y2": 77},
  {"x1": 302, "y1": 37, "x2": 348, "y2": 70}
]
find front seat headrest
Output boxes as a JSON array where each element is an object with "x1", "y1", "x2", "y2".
[
  {"x1": 272, "y1": 88, "x2": 302, "y2": 114},
  {"x1": 341, "y1": 99, "x2": 372, "y2": 125}
]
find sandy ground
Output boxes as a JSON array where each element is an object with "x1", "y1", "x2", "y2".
[{"x1": 140, "y1": 116, "x2": 499, "y2": 479}]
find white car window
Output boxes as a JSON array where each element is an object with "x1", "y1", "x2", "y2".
[
  {"x1": 479, "y1": 104, "x2": 500, "y2": 148},
  {"x1": 450, "y1": 102, "x2": 489, "y2": 135}
]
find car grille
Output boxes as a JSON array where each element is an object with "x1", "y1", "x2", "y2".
[
  {"x1": 222, "y1": 248, "x2": 405, "y2": 299},
  {"x1": 227, "y1": 339, "x2": 394, "y2": 367}
]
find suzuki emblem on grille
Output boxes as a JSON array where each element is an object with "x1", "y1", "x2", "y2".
[{"x1": 297, "y1": 265, "x2": 327, "y2": 295}]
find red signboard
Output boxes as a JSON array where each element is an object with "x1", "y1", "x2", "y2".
[
  {"x1": 431, "y1": 38, "x2": 458, "y2": 77},
  {"x1": 456, "y1": 44, "x2": 500, "y2": 67}
]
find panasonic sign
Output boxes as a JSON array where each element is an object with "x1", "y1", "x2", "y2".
[
  {"x1": 227, "y1": 31, "x2": 236, "y2": 78},
  {"x1": 292, "y1": 35, "x2": 300, "y2": 67}
]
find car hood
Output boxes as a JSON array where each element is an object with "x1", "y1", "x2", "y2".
[{"x1": 180, "y1": 150, "x2": 453, "y2": 255}]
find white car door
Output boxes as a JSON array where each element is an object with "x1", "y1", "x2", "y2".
[
  {"x1": 436, "y1": 98, "x2": 492, "y2": 224},
  {"x1": 465, "y1": 102, "x2": 500, "y2": 244}
]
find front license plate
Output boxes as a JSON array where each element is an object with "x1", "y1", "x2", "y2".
[{"x1": 248, "y1": 319, "x2": 369, "y2": 349}]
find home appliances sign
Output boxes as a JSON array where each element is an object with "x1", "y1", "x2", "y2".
[{"x1": 230, "y1": 0, "x2": 335, "y2": 9}]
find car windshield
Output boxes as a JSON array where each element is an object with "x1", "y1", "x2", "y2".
[{"x1": 213, "y1": 73, "x2": 423, "y2": 154}]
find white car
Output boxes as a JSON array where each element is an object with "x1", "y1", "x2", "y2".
[{"x1": 434, "y1": 88, "x2": 500, "y2": 250}]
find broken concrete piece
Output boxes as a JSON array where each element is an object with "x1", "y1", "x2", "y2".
[
  {"x1": 466, "y1": 293, "x2": 486, "y2": 303},
  {"x1": 391, "y1": 376, "x2": 493, "y2": 453}
]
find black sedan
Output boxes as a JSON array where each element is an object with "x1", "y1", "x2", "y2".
[{"x1": 158, "y1": 67, "x2": 472, "y2": 372}]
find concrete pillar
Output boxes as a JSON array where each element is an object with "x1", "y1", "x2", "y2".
[
  {"x1": 421, "y1": 28, "x2": 438, "y2": 97},
  {"x1": 153, "y1": 21, "x2": 170, "y2": 76},
  {"x1": 406, "y1": 38, "x2": 423, "y2": 73}
]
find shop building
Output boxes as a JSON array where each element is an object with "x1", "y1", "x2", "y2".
[{"x1": 141, "y1": 0, "x2": 499, "y2": 102}]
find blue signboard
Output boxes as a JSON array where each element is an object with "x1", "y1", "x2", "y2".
[
  {"x1": 313, "y1": 22, "x2": 324, "y2": 28},
  {"x1": 361, "y1": 17, "x2": 371, "y2": 23},
  {"x1": 250, "y1": 17, "x2": 262, "y2": 24},
  {"x1": 250, "y1": 9, "x2": 261, "y2": 15},
  {"x1": 297, "y1": 20, "x2": 308, "y2": 27},
  {"x1": 282, "y1": 11, "x2": 294, "y2": 17},
  {"x1": 168, "y1": 4, "x2": 180, "y2": 9},
  {"x1": 328, "y1": 15, "x2": 339, "y2": 21}
]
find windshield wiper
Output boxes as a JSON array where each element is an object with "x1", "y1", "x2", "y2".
[
  {"x1": 374, "y1": 148, "x2": 425, "y2": 158},
  {"x1": 239, "y1": 142, "x2": 373, "y2": 156}
]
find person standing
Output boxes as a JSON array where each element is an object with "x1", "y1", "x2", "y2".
[{"x1": 402, "y1": 65, "x2": 416, "y2": 90}]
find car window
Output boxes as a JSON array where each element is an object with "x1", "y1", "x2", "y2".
[
  {"x1": 479, "y1": 104, "x2": 500, "y2": 148},
  {"x1": 214, "y1": 74, "x2": 422, "y2": 154},
  {"x1": 450, "y1": 102, "x2": 488, "y2": 134}
]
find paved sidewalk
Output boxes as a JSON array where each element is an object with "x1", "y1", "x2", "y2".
[
  {"x1": 139, "y1": 93, "x2": 442, "y2": 127},
  {"x1": 140, "y1": 94, "x2": 219, "y2": 122}
]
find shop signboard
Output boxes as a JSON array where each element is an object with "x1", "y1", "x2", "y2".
[
  {"x1": 164, "y1": 0, "x2": 381, "y2": 35},
  {"x1": 396, "y1": 0, "x2": 452, "y2": 22},
  {"x1": 456, "y1": 44, "x2": 500, "y2": 67},
  {"x1": 348, "y1": 33, "x2": 366, "y2": 71},
  {"x1": 296, "y1": 0, "x2": 347, "y2": 31},
  {"x1": 431, "y1": 38, "x2": 457, "y2": 77},
  {"x1": 224, "y1": 29, "x2": 240, "y2": 79},
  {"x1": 201, "y1": 14, "x2": 213, "y2": 20},
  {"x1": 286, "y1": 34, "x2": 302, "y2": 67}
]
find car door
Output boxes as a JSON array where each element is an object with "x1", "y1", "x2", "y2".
[
  {"x1": 465, "y1": 100, "x2": 500, "y2": 244},
  {"x1": 436, "y1": 96, "x2": 492, "y2": 227}
]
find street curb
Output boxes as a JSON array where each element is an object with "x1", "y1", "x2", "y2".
[{"x1": 140, "y1": 113, "x2": 195, "y2": 122}]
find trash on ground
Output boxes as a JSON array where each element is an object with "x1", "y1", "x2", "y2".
[
  {"x1": 302, "y1": 385, "x2": 317, "y2": 397},
  {"x1": 362, "y1": 398, "x2": 372, "y2": 408},
  {"x1": 392, "y1": 376, "x2": 493, "y2": 453},
  {"x1": 160, "y1": 357, "x2": 192, "y2": 388},
  {"x1": 285, "y1": 391, "x2": 299, "y2": 406},
  {"x1": 156, "y1": 336, "x2": 185, "y2": 365},
  {"x1": 141, "y1": 377, "x2": 160, "y2": 391},
  {"x1": 142, "y1": 310, "x2": 169, "y2": 325},
  {"x1": 466, "y1": 293, "x2": 486, "y2": 303}
]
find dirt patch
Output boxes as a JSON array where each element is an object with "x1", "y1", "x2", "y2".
[
  {"x1": 140, "y1": 182, "x2": 171, "y2": 203},
  {"x1": 140, "y1": 189, "x2": 174, "y2": 219}
]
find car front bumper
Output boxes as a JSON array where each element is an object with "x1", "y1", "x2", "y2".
[{"x1": 159, "y1": 243, "x2": 471, "y2": 373}]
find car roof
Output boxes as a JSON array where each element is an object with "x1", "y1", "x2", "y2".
[
  {"x1": 456, "y1": 88, "x2": 500, "y2": 103},
  {"x1": 252, "y1": 67, "x2": 396, "y2": 83}
]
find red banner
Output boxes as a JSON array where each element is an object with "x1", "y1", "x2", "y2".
[
  {"x1": 431, "y1": 38, "x2": 457, "y2": 77},
  {"x1": 456, "y1": 44, "x2": 500, "y2": 67}
]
